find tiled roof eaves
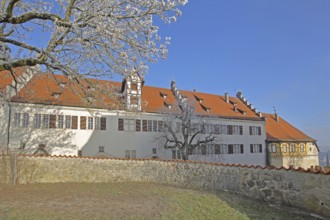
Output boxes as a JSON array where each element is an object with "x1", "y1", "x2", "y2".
[
  {"x1": 143, "y1": 109, "x2": 265, "y2": 121},
  {"x1": 19, "y1": 154, "x2": 330, "y2": 175},
  {"x1": 266, "y1": 138, "x2": 317, "y2": 142}
]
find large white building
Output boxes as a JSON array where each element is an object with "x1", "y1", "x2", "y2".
[{"x1": 0, "y1": 67, "x2": 319, "y2": 168}]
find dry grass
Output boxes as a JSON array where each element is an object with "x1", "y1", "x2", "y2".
[{"x1": 0, "y1": 182, "x2": 319, "y2": 220}]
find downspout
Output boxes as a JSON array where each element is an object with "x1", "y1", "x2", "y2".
[{"x1": 6, "y1": 102, "x2": 11, "y2": 154}]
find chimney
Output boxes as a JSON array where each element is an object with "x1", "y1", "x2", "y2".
[
  {"x1": 275, "y1": 113, "x2": 279, "y2": 122},
  {"x1": 233, "y1": 103, "x2": 238, "y2": 112},
  {"x1": 225, "y1": 93, "x2": 229, "y2": 103}
]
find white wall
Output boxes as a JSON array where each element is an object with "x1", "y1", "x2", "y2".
[{"x1": 1, "y1": 102, "x2": 266, "y2": 166}]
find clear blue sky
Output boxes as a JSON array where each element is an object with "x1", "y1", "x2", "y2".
[{"x1": 145, "y1": 1, "x2": 330, "y2": 150}]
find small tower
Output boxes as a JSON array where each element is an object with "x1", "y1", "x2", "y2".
[
  {"x1": 0, "y1": 43, "x2": 10, "y2": 63},
  {"x1": 121, "y1": 69, "x2": 143, "y2": 111}
]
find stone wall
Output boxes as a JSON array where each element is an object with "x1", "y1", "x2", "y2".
[{"x1": 11, "y1": 156, "x2": 330, "y2": 218}]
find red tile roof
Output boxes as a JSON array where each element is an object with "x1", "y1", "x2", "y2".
[
  {"x1": 1, "y1": 69, "x2": 263, "y2": 120},
  {"x1": 0, "y1": 67, "x2": 26, "y2": 93},
  {"x1": 264, "y1": 113, "x2": 316, "y2": 142}
]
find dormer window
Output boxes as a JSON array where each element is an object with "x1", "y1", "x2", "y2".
[
  {"x1": 59, "y1": 82, "x2": 66, "y2": 88},
  {"x1": 52, "y1": 92, "x2": 62, "y2": 98},
  {"x1": 160, "y1": 92, "x2": 168, "y2": 99},
  {"x1": 194, "y1": 95, "x2": 203, "y2": 103},
  {"x1": 164, "y1": 101, "x2": 172, "y2": 109},
  {"x1": 201, "y1": 104, "x2": 210, "y2": 113}
]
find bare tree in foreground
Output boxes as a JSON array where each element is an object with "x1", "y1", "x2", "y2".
[
  {"x1": 161, "y1": 81, "x2": 215, "y2": 160},
  {"x1": 0, "y1": 0, "x2": 187, "y2": 79}
]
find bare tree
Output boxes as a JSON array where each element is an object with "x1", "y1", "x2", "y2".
[
  {"x1": 0, "y1": 0, "x2": 187, "y2": 79},
  {"x1": 161, "y1": 81, "x2": 215, "y2": 160}
]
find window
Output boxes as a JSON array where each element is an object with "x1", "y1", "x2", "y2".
[
  {"x1": 95, "y1": 117, "x2": 100, "y2": 130},
  {"x1": 214, "y1": 144, "x2": 220, "y2": 154},
  {"x1": 207, "y1": 144, "x2": 214, "y2": 155},
  {"x1": 147, "y1": 120, "x2": 152, "y2": 132},
  {"x1": 201, "y1": 145, "x2": 207, "y2": 155},
  {"x1": 142, "y1": 120, "x2": 154, "y2": 132},
  {"x1": 65, "y1": 116, "x2": 71, "y2": 129},
  {"x1": 282, "y1": 144, "x2": 287, "y2": 153},
  {"x1": 153, "y1": 120, "x2": 158, "y2": 132},
  {"x1": 227, "y1": 125, "x2": 233, "y2": 135},
  {"x1": 22, "y1": 113, "x2": 29, "y2": 128},
  {"x1": 152, "y1": 148, "x2": 157, "y2": 154},
  {"x1": 98, "y1": 146, "x2": 104, "y2": 153},
  {"x1": 43, "y1": 114, "x2": 50, "y2": 128},
  {"x1": 80, "y1": 116, "x2": 86, "y2": 129},
  {"x1": 50, "y1": 115, "x2": 56, "y2": 128},
  {"x1": 233, "y1": 125, "x2": 243, "y2": 135},
  {"x1": 71, "y1": 116, "x2": 78, "y2": 129},
  {"x1": 88, "y1": 117, "x2": 93, "y2": 130},
  {"x1": 58, "y1": 115, "x2": 64, "y2": 129},
  {"x1": 250, "y1": 144, "x2": 262, "y2": 153},
  {"x1": 124, "y1": 119, "x2": 135, "y2": 131},
  {"x1": 131, "y1": 97, "x2": 138, "y2": 105},
  {"x1": 213, "y1": 125, "x2": 220, "y2": 134},
  {"x1": 290, "y1": 144, "x2": 295, "y2": 153},
  {"x1": 34, "y1": 114, "x2": 42, "y2": 128},
  {"x1": 269, "y1": 144, "x2": 277, "y2": 153},
  {"x1": 158, "y1": 121, "x2": 163, "y2": 132},
  {"x1": 220, "y1": 125, "x2": 227, "y2": 134},
  {"x1": 125, "y1": 150, "x2": 136, "y2": 159},
  {"x1": 220, "y1": 144, "x2": 228, "y2": 154},
  {"x1": 300, "y1": 144, "x2": 305, "y2": 152},
  {"x1": 172, "y1": 149, "x2": 180, "y2": 159},
  {"x1": 249, "y1": 126, "x2": 261, "y2": 135},
  {"x1": 100, "y1": 118, "x2": 106, "y2": 130},
  {"x1": 131, "y1": 83, "x2": 138, "y2": 90},
  {"x1": 14, "y1": 113, "x2": 21, "y2": 127}
]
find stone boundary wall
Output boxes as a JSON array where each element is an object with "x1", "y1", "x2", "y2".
[{"x1": 13, "y1": 156, "x2": 330, "y2": 218}]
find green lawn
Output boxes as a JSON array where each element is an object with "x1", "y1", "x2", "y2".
[{"x1": 0, "y1": 182, "x2": 318, "y2": 220}]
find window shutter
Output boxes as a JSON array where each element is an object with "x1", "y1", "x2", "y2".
[
  {"x1": 71, "y1": 116, "x2": 78, "y2": 129},
  {"x1": 240, "y1": 144, "x2": 244, "y2": 154},
  {"x1": 135, "y1": 119, "x2": 141, "y2": 131},
  {"x1": 80, "y1": 116, "x2": 86, "y2": 129},
  {"x1": 250, "y1": 144, "x2": 253, "y2": 153},
  {"x1": 143, "y1": 120, "x2": 147, "y2": 132},
  {"x1": 158, "y1": 121, "x2": 163, "y2": 132},
  {"x1": 258, "y1": 127, "x2": 262, "y2": 135},
  {"x1": 50, "y1": 115, "x2": 56, "y2": 129},
  {"x1": 249, "y1": 126, "x2": 252, "y2": 135},
  {"x1": 118, "y1": 118, "x2": 124, "y2": 131},
  {"x1": 228, "y1": 145, "x2": 233, "y2": 154},
  {"x1": 239, "y1": 126, "x2": 243, "y2": 135},
  {"x1": 101, "y1": 118, "x2": 106, "y2": 130},
  {"x1": 259, "y1": 144, "x2": 262, "y2": 153}
]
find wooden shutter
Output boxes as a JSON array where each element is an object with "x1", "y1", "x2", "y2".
[
  {"x1": 118, "y1": 118, "x2": 124, "y2": 131},
  {"x1": 259, "y1": 144, "x2": 262, "y2": 153},
  {"x1": 250, "y1": 144, "x2": 253, "y2": 153},
  {"x1": 143, "y1": 120, "x2": 147, "y2": 132},
  {"x1": 80, "y1": 116, "x2": 86, "y2": 129},
  {"x1": 158, "y1": 121, "x2": 163, "y2": 132},
  {"x1": 249, "y1": 126, "x2": 252, "y2": 135},
  {"x1": 258, "y1": 127, "x2": 262, "y2": 135},
  {"x1": 50, "y1": 115, "x2": 56, "y2": 129},
  {"x1": 240, "y1": 144, "x2": 244, "y2": 154},
  {"x1": 101, "y1": 118, "x2": 106, "y2": 130},
  {"x1": 228, "y1": 144, "x2": 233, "y2": 154},
  {"x1": 239, "y1": 126, "x2": 243, "y2": 135},
  {"x1": 135, "y1": 119, "x2": 141, "y2": 131},
  {"x1": 71, "y1": 116, "x2": 78, "y2": 129}
]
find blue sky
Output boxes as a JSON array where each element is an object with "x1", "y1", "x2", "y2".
[{"x1": 145, "y1": 1, "x2": 330, "y2": 150}]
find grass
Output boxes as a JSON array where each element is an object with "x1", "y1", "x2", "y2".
[{"x1": 0, "y1": 182, "x2": 319, "y2": 220}]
